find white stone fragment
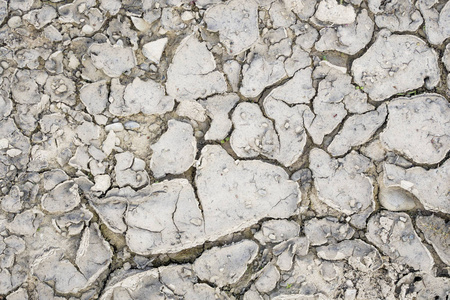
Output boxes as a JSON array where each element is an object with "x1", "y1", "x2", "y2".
[
  {"x1": 150, "y1": 120, "x2": 197, "y2": 178},
  {"x1": 195, "y1": 145, "x2": 300, "y2": 240},
  {"x1": 380, "y1": 94, "x2": 450, "y2": 164},
  {"x1": 204, "y1": 0, "x2": 259, "y2": 54},
  {"x1": 199, "y1": 93, "x2": 239, "y2": 141},
  {"x1": 122, "y1": 77, "x2": 174, "y2": 116},
  {"x1": 315, "y1": 0, "x2": 356, "y2": 24},
  {"x1": 23, "y1": 6, "x2": 57, "y2": 29},
  {"x1": 176, "y1": 100, "x2": 207, "y2": 122},
  {"x1": 352, "y1": 31, "x2": 440, "y2": 101},
  {"x1": 80, "y1": 80, "x2": 108, "y2": 115},
  {"x1": 382, "y1": 161, "x2": 450, "y2": 214},
  {"x1": 166, "y1": 35, "x2": 227, "y2": 101},
  {"x1": 193, "y1": 240, "x2": 258, "y2": 287},
  {"x1": 142, "y1": 38, "x2": 168, "y2": 64},
  {"x1": 89, "y1": 43, "x2": 136, "y2": 77},
  {"x1": 41, "y1": 181, "x2": 80, "y2": 213},
  {"x1": 310, "y1": 149, "x2": 374, "y2": 217},
  {"x1": 91, "y1": 174, "x2": 111, "y2": 193},
  {"x1": 328, "y1": 104, "x2": 387, "y2": 156},
  {"x1": 366, "y1": 211, "x2": 434, "y2": 272},
  {"x1": 255, "y1": 263, "x2": 280, "y2": 293}
]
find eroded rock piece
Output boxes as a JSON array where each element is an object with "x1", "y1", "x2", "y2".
[
  {"x1": 193, "y1": 240, "x2": 258, "y2": 287},
  {"x1": 204, "y1": 0, "x2": 259, "y2": 54},
  {"x1": 150, "y1": 120, "x2": 197, "y2": 178},
  {"x1": 328, "y1": 104, "x2": 387, "y2": 156},
  {"x1": 267, "y1": 67, "x2": 315, "y2": 104},
  {"x1": 309, "y1": 149, "x2": 374, "y2": 218},
  {"x1": 166, "y1": 35, "x2": 227, "y2": 101},
  {"x1": 352, "y1": 31, "x2": 440, "y2": 101},
  {"x1": 366, "y1": 211, "x2": 434, "y2": 272},
  {"x1": 380, "y1": 94, "x2": 450, "y2": 164},
  {"x1": 196, "y1": 145, "x2": 300, "y2": 239}
]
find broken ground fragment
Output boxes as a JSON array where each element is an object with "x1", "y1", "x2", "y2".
[
  {"x1": 0, "y1": 118, "x2": 31, "y2": 173},
  {"x1": 125, "y1": 179, "x2": 205, "y2": 255},
  {"x1": 416, "y1": 215, "x2": 450, "y2": 266},
  {"x1": 199, "y1": 94, "x2": 239, "y2": 141},
  {"x1": 309, "y1": 149, "x2": 375, "y2": 220},
  {"x1": 0, "y1": 95, "x2": 12, "y2": 119},
  {"x1": 304, "y1": 64, "x2": 367, "y2": 144},
  {"x1": 352, "y1": 30, "x2": 440, "y2": 101},
  {"x1": 327, "y1": 104, "x2": 387, "y2": 156},
  {"x1": 150, "y1": 120, "x2": 197, "y2": 178},
  {"x1": 204, "y1": 0, "x2": 259, "y2": 54},
  {"x1": 368, "y1": 0, "x2": 423, "y2": 32},
  {"x1": 254, "y1": 219, "x2": 300, "y2": 245},
  {"x1": 89, "y1": 43, "x2": 136, "y2": 77},
  {"x1": 267, "y1": 67, "x2": 315, "y2": 104},
  {"x1": 316, "y1": 239, "x2": 382, "y2": 272},
  {"x1": 41, "y1": 181, "x2": 80, "y2": 214},
  {"x1": 114, "y1": 152, "x2": 149, "y2": 188},
  {"x1": 230, "y1": 102, "x2": 279, "y2": 158},
  {"x1": 33, "y1": 225, "x2": 111, "y2": 294},
  {"x1": 417, "y1": 0, "x2": 450, "y2": 45},
  {"x1": 315, "y1": 9, "x2": 374, "y2": 55},
  {"x1": 121, "y1": 77, "x2": 174, "y2": 116},
  {"x1": 0, "y1": 0, "x2": 6, "y2": 24},
  {"x1": 100, "y1": 265, "x2": 234, "y2": 299},
  {"x1": 193, "y1": 240, "x2": 258, "y2": 287},
  {"x1": 254, "y1": 263, "x2": 280, "y2": 294},
  {"x1": 398, "y1": 274, "x2": 450, "y2": 300},
  {"x1": 366, "y1": 211, "x2": 434, "y2": 272},
  {"x1": 80, "y1": 80, "x2": 108, "y2": 115},
  {"x1": 263, "y1": 97, "x2": 310, "y2": 166},
  {"x1": 176, "y1": 100, "x2": 207, "y2": 122},
  {"x1": 314, "y1": 0, "x2": 356, "y2": 24},
  {"x1": 273, "y1": 237, "x2": 309, "y2": 271},
  {"x1": 44, "y1": 75, "x2": 76, "y2": 106},
  {"x1": 444, "y1": 44, "x2": 450, "y2": 93},
  {"x1": 23, "y1": 6, "x2": 57, "y2": 29},
  {"x1": 166, "y1": 35, "x2": 227, "y2": 101},
  {"x1": 196, "y1": 145, "x2": 300, "y2": 240},
  {"x1": 380, "y1": 94, "x2": 450, "y2": 164},
  {"x1": 382, "y1": 161, "x2": 450, "y2": 214},
  {"x1": 11, "y1": 71, "x2": 41, "y2": 105},
  {"x1": 304, "y1": 217, "x2": 355, "y2": 246}
]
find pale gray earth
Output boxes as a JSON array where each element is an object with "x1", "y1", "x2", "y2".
[{"x1": 0, "y1": 0, "x2": 449, "y2": 299}]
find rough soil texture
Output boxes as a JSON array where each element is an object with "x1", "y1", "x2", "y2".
[{"x1": 0, "y1": 0, "x2": 449, "y2": 299}]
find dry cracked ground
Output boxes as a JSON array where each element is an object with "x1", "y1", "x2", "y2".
[{"x1": 0, "y1": 0, "x2": 449, "y2": 299}]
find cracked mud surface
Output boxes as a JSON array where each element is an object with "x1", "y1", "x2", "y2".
[{"x1": 0, "y1": 0, "x2": 449, "y2": 299}]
